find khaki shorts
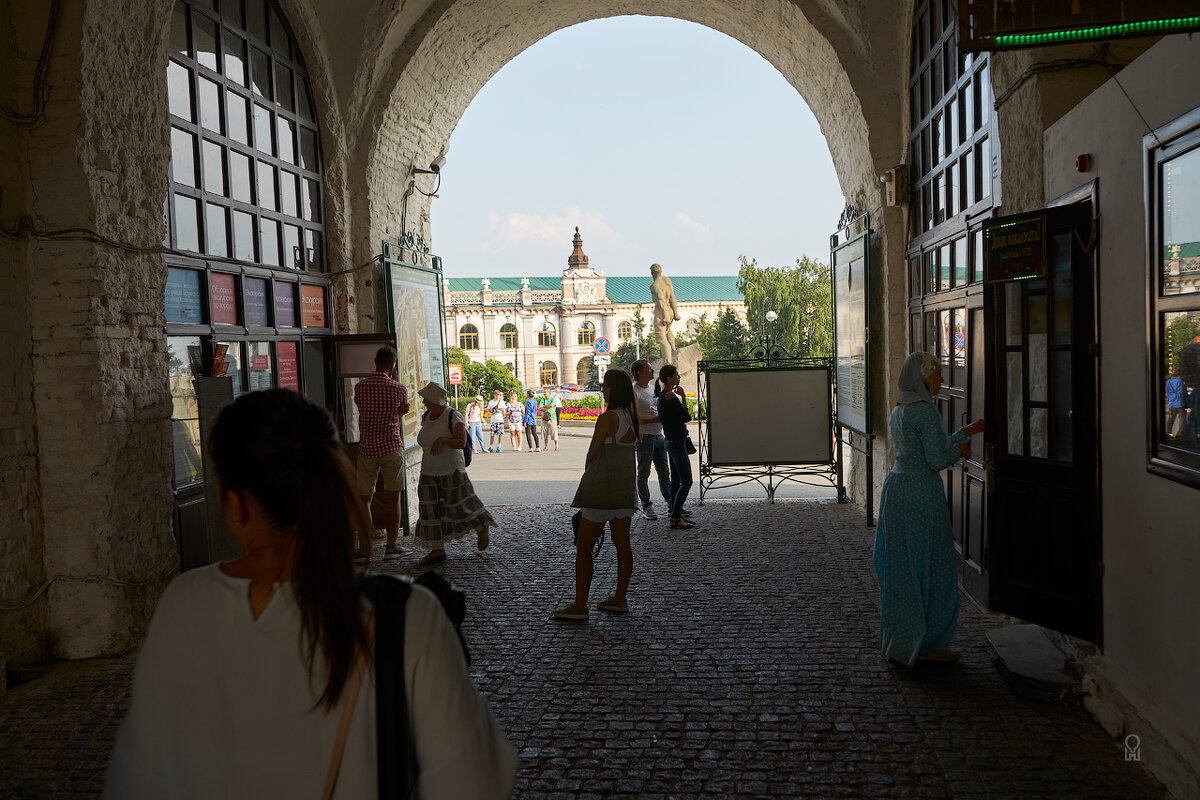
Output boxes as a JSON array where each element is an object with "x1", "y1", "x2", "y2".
[{"x1": 356, "y1": 451, "x2": 404, "y2": 495}]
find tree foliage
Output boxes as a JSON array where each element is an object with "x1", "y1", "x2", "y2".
[
  {"x1": 610, "y1": 307, "x2": 660, "y2": 373},
  {"x1": 674, "y1": 307, "x2": 750, "y2": 361},
  {"x1": 737, "y1": 255, "x2": 833, "y2": 358},
  {"x1": 445, "y1": 347, "x2": 522, "y2": 398}
]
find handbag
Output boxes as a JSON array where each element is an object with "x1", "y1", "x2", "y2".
[
  {"x1": 685, "y1": 435, "x2": 697, "y2": 455},
  {"x1": 570, "y1": 416, "x2": 639, "y2": 510}
]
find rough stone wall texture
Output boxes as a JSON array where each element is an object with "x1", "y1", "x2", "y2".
[{"x1": 1, "y1": 1, "x2": 53, "y2": 662}]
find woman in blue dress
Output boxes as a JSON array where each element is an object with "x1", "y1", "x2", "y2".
[{"x1": 874, "y1": 351, "x2": 985, "y2": 665}]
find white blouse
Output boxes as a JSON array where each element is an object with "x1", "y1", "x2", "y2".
[{"x1": 104, "y1": 564, "x2": 517, "y2": 799}]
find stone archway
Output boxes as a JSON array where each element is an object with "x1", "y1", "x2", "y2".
[
  {"x1": 2, "y1": 0, "x2": 915, "y2": 662},
  {"x1": 351, "y1": 0, "x2": 911, "y2": 325}
]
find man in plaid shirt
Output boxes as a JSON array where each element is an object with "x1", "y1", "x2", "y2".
[{"x1": 354, "y1": 346, "x2": 411, "y2": 559}]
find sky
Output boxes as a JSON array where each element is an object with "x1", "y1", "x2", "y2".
[{"x1": 430, "y1": 16, "x2": 844, "y2": 279}]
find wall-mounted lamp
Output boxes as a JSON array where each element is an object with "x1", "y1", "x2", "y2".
[{"x1": 880, "y1": 165, "x2": 906, "y2": 207}]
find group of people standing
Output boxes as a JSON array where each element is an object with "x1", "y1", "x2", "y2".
[
  {"x1": 104, "y1": 344, "x2": 996, "y2": 798},
  {"x1": 478, "y1": 388, "x2": 561, "y2": 453}
]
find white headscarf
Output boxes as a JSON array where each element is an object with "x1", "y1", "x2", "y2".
[{"x1": 897, "y1": 351, "x2": 940, "y2": 406}]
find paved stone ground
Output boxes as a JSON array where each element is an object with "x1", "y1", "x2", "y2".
[{"x1": 0, "y1": 500, "x2": 1169, "y2": 799}]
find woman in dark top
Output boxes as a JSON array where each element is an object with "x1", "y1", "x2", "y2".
[{"x1": 655, "y1": 364, "x2": 696, "y2": 530}]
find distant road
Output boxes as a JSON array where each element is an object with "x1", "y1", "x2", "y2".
[{"x1": 468, "y1": 425, "x2": 836, "y2": 507}]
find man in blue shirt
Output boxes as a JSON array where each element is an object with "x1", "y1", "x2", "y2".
[{"x1": 1166, "y1": 368, "x2": 1187, "y2": 439}]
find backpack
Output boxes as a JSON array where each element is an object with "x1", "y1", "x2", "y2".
[
  {"x1": 423, "y1": 408, "x2": 471, "y2": 467},
  {"x1": 359, "y1": 572, "x2": 469, "y2": 798}
]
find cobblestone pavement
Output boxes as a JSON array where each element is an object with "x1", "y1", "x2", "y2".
[{"x1": 0, "y1": 500, "x2": 1169, "y2": 799}]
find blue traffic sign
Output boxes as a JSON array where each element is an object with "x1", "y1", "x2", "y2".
[{"x1": 594, "y1": 337, "x2": 611, "y2": 355}]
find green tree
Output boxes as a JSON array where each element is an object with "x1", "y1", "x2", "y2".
[
  {"x1": 737, "y1": 255, "x2": 833, "y2": 358},
  {"x1": 1165, "y1": 313, "x2": 1200, "y2": 373},
  {"x1": 445, "y1": 346, "x2": 471, "y2": 366},
  {"x1": 456, "y1": 357, "x2": 522, "y2": 398},
  {"x1": 611, "y1": 307, "x2": 660, "y2": 373},
  {"x1": 699, "y1": 307, "x2": 749, "y2": 360}
]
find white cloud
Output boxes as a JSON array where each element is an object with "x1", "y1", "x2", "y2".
[
  {"x1": 674, "y1": 212, "x2": 714, "y2": 243},
  {"x1": 482, "y1": 206, "x2": 627, "y2": 253}
]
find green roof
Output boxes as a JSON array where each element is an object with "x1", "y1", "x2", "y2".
[
  {"x1": 446, "y1": 277, "x2": 561, "y2": 292},
  {"x1": 605, "y1": 276, "x2": 742, "y2": 303},
  {"x1": 445, "y1": 275, "x2": 743, "y2": 303}
]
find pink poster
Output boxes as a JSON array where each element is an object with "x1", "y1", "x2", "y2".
[
  {"x1": 211, "y1": 273, "x2": 238, "y2": 325},
  {"x1": 276, "y1": 342, "x2": 299, "y2": 390}
]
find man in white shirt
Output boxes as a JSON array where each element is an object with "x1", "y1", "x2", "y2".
[{"x1": 631, "y1": 359, "x2": 671, "y2": 520}]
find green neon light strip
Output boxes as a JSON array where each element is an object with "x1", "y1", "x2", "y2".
[{"x1": 994, "y1": 17, "x2": 1200, "y2": 47}]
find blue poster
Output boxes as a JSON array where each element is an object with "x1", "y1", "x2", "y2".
[
  {"x1": 165, "y1": 268, "x2": 203, "y2": 324},
  {"x1": 245, "y1": 277, "x2": 269, "y2": 326}
]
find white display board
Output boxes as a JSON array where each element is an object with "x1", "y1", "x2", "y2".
[{"x1": 707, "y1": 368, "x2": 832, "y2": 465}]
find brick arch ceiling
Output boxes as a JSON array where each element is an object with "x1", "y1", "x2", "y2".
[{"x1": 350, "y1": 0, "x2": 908, "y2": 261}]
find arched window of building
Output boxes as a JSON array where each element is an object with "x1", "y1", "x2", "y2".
[
  {"x1": 538, "y1": 321, "x2": 556, "y2": 347},
  {"x1": 617, "y1": 321, "x2": 633, "y2": 340},
  {"x1": 685, "y1": 318, "x2": 701, "y2": 336},
  {"x1": 499, "y1": 323, "x2": 518, "y2": 348},
  {"x1": 540, "y1": 361, "x2": 558, "y2": 387},
  {"x1": 577, "y1": 320, "x2": 596, "y2": 346},
  {"x1": 576, "y1": 356, "x2": 594, "y2": 384},
  {"x1": 459, "y1": 323, "x2": 479, "y2": 350}
]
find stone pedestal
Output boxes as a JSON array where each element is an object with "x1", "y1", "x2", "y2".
[{"x1": 653, "y1": 343, "x2": 702, "y2": 394}]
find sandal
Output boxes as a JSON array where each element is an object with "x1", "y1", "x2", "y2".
[
  {"x1": 418, "y1": 550, "x2": 447, "y2": 566},
  {"x1": 596, "y1": 597, "x2": 628, "y2": 614},
  {"x1": 553, "y1": 604, "x2": 589, "y2": 621},
  {"x1": 669, "y1": 518, "x2": 698, "y2": 530}
]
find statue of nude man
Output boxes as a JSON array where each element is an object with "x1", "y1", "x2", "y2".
[{"x1": 649, "y1": 263, "x2": 679, "y2": 364}]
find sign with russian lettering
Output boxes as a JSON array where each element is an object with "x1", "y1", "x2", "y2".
[
  {"x1": 276, "y1": 342, "x2": 299, "y2": 390},
  {"x1": 165, "y1": 268, "x2": 203, "y2": 324},
  {"x1": 210, "y1": 272, "x2": 238, "y2": 325},
  {"x1": 244, "y1": 277, "x2": 269, "y2": 326},
  {"x1": 300, "y1": 283, "x2": 326, "y2": 328},
  {"x1": 448, "y1": 364, "x2": 463, "y2": 385},
  {"x1": 984, "y1": 214, "x2": 1047, "y2": 284},
  {"x1": 274, "y1": 281, "x2": 297, "y2": 327}
]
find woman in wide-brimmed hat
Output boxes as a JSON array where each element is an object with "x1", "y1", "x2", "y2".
[{"x1": 414, "y1": 382, "x2": 497, "y2": 566}]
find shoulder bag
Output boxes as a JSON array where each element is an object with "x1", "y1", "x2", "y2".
[{"x1": 570, "y1": 413, "x2": 639, "y2": 510}]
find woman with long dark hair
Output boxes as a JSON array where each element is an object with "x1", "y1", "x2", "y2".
[
  {"x1": 554, "y1": 368, "x2": 640, "y2": 620},
  {"x1": 655, "y1": 364, "x2": 696, "y2": 530},
  {"x1": 104, "y1": 389, "x2": 516, "y2": 798}
]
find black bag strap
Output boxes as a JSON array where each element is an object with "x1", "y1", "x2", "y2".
[{"x1": 359, "y1": 575, "x2": 418, "y2": 800}]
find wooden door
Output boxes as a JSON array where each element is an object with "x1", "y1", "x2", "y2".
[{"x1": 984, "y1": 201, "x2": 1100, "y2": 641}]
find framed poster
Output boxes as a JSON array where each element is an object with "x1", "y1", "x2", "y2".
[
  {"x1": 832, "y1": 215, "x2": 870, "y2": 435},
  {"x1": 386, "y1": 261, "x2": 446, "y2": 450}
]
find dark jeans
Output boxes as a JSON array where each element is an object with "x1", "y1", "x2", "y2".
[
  {"x1": 524, "y1": 423, "x2": 541, "y2": 449},
  {"x1": 664, "y1": 437, "x2": 693, "y2": 520},
  {"x1": 635, "y1": 433, "x2": 671, "y2": 509}
]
